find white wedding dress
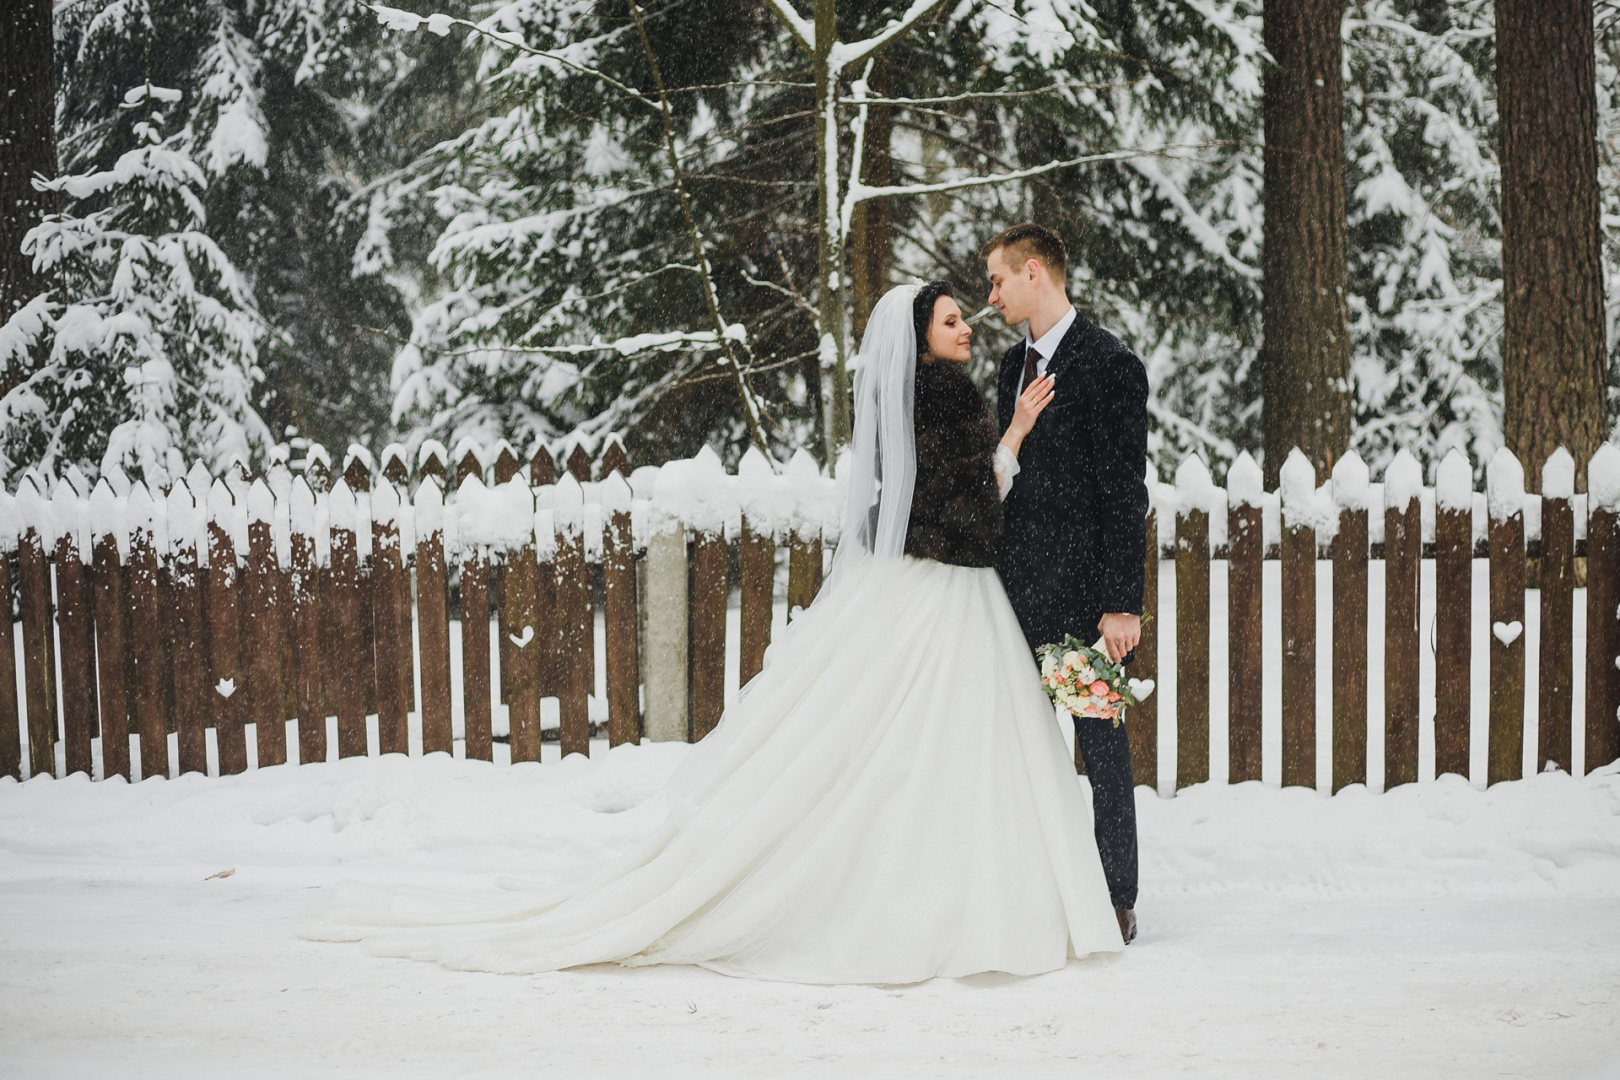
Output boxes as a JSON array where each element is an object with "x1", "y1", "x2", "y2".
[
  {"x1": 299, "y1": 552, "x2": 1124, "y2": 982},
  {"x1": 298, "y1": 285, "x2": 1124, "y2": 983}
]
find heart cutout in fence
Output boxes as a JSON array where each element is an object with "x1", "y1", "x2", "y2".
[
  {"x1": 509, "y1": 625, "x2": 535, "y2": 649},
  {"x1": 215, "y1": 677, "x2": 236, "y2": 699},
  {"x1": 1127, "y1": 677, "x2": 1156, "y2": 701},
  {"x1": 1492, "y1": 620, "x2": 1523, "y2": 647}
]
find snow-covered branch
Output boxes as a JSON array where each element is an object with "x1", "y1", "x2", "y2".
[
  {"x1": 1129, "y1": 158, "x2": 1260, "y2": 281},
  {"x1": 1148, "y1": 399, "x2": 1239, "y2": 463},
  {"x1": 835, "y1": 81, "x2": 1142, "y2": 107},
  {"x1": 433, "y1": 329, "x2": 744, "y2": 360},
  {"x1": 355, "y1": 0, "x2": 658, "y2": 111},
  {"x1": 846, "y1": 147, "x2": 1183, "y2": 209},
  {"x1": 762, "y1": 0, "x2": 815, "y2": 52},
  {"x1": 838, "y1": 62, "x2": 877, "y2": 243},
  {"x1": 829, "y1": 0, "x2": 949, "y2": 71}
]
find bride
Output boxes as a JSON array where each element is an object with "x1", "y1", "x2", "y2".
[{"x1": 299, "y1": 282, "x2": 1126, "y2": 984}]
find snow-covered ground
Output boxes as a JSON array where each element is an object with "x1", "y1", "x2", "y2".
[{"x1": 2, "y1": 744, "x2": 1618, "y2": 1079}]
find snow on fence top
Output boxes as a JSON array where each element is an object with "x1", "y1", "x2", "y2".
[
  {"x1": 3, "y1": 442, "x2": 1617, "y2": 565},
  {"x1": 1143, "y1": 444, "x2": 1615, "y2": 550},
  {"x1": 1591, "y1": 442, "x2": 1620, "y2": 511}
]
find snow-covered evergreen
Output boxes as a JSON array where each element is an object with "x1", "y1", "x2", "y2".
[
  {"x1": 3, "y1": 0, "x2": 1616, "y2": 485},
  {"x1": 48, "y1": 0, "x2": 409, "y2": 466},
  {"x1": 1343, "y1": 0, "x2": 1504, "y2": 478},
  {"x1": 0, "y1": 85, "x2": 268, "y2": 488}
]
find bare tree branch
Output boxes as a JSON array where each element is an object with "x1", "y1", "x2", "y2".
[
  {"x1": 836, "y1": 80, "x2": 1148, "y2": 107},
  {"x1": 848, "y1": 144, "x2": 1239, "y2": 207}
]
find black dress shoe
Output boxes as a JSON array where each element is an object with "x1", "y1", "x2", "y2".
[{"x1": 1115, "y1": 906, "x2": 1137, "y2": 944}]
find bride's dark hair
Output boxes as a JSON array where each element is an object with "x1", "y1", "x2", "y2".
[{"x1": 912, "y1": 280, "x2": 955, "y2": 362}]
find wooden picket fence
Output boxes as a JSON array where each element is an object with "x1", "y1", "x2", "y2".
[{"x1": 1, "y1": 436, "x2": 1617, "y2": 793}]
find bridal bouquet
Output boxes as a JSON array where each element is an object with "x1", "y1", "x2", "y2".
[{"x1": 1036, "y1": 634, "x2": 1149, "y2": 727}]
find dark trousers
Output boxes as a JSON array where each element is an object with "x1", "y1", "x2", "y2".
[{"x1": 1073, "y1": 713, "x2": 1139, "y2": 910}]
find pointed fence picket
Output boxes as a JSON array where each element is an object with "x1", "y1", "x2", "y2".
[
  {"x1": 555, "y1": 477, "x2": 591, "y2": 756},
  {"x1": 290, "y1": 479, "x2": 326, "y2": 764},
  {"x1": 1433, "y1": 452, "x2": 1472, "y2": 779},
  {"x1": 55, "y1": 493, "x2": 95, "y2": 779},
  {"x1": 1330, "y1": 454, "x2": 1369, "y2": 793},
  {"x1": 87, "y1": 491, "x2": 127, "y2": 782},
  {"x1": 169, "y1": 481, "x2": 208, "y2": 775},
  {"x1": 1487, "y1": 450, "x2": 1527, "y2": 786},
  {"x1": 1225, "y1": 473, "x2": 1261, "y2": 786},
  {"x1": 3, "y1": 440, "x2": 1618, "y2": 798},
  {"x1": 1539, "y1": 452, "x2": 1576, "y2": 773},
  {"x1": 1584, "y1": 445, "x2": 1620, "y2": 772},
  {"x1": 460, "y1": 556, "x2": 495, "y2": 762},
  {"x1": 1175, "y1": 458, "x2": 1212, "y2": 790},
  {"x1": 128, "y1": 486, "x2": 168, "y2": 781},
  {"x1": 1383, "y1": 453, "x2": 1422, "y2": 790},
  {"x1": 17, "y1": 491, "x2": 54, "y2": 778},
  {"x1": 413, "y1": 479, "x2": 454, "y2": 757},
  {"x1": 602, "y1": 474, "x2": 640, "y2": 748}
]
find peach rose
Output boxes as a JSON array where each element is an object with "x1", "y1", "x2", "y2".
[{"x1": 1089, "y1": 680, "x2": 1109, "y2": 696}]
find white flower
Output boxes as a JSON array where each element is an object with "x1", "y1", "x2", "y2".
[{"x1": 1062, "y1": 650, "x2": 1081, "y2": 669}]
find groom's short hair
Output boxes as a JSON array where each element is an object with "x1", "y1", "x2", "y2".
[{"x1": 980, "y1": 223, "x2": 1067, "y2": 284}]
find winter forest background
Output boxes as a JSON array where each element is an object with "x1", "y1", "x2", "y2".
[{"x1": 3, "y1": 0, "x2": 1619, "y2": 493}]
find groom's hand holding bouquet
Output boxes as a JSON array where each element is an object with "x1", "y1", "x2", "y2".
[{"x1": 1036, "y1": 631, "x2": 1154, "y2": 727}]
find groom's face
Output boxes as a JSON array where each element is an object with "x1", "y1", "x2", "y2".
[{"x1": 985, "y1": 247, "x2": 1036, "y2": 327}]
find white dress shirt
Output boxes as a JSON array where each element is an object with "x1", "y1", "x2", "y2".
[{"x1": 1021, "y1": 304, "x2": 1077, "y2": 390}]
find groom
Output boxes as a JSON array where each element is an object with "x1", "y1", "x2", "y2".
[{"x1": 983, "y1": 223, "x2": 1150, "y2": 945}]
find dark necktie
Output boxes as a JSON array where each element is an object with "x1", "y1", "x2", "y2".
[{"x1": 1021, "y1": 343, "x2": 1040, "y2": 393}]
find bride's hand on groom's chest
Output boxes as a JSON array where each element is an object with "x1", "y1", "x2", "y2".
[{"x1": 1036, "y1": 376, "x2": 1082, "y2": 419}]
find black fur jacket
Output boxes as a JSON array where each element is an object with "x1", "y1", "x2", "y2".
[{"x1": 903, "y1": 359, "x2": 1004, "y2": 567}]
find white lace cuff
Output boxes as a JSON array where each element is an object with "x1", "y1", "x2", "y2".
[{"x1": 994, "y1": 444, "x2": 1020, "y2": 501}]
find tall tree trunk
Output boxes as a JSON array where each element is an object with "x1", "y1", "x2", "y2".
[
  {"x1": 1021, "y1": 112, "x2": 1084, "y2": 260},
  {"x1": 1259, "y1": 0, "x2": 1351, "y2": 488},
  {"x1": 1495, "y1": 0, "x2": 1606, "y2": 491},
  {"x1": 849, "y1": 63, "x2": 893, "y2": 342},
  {"x1": 1, "y1": 0, "x2": 57, "y2": 396}
]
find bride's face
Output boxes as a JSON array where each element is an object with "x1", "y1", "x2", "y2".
[{"x1": 924, "y1": 296, "x2": 973, "y2": 363}]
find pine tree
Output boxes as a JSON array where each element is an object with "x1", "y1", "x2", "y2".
[
  {"x1": 1342, "y1": 0, "x2": 1504, "y2": 477},
  {"x1": 0, "y1": 85, "x2": 269, "y2": 487},
  {"x1": 52, "y1": 0, "x2": 412, "y2": 458},
  {"x1": 375, "y1": 0, "x2": 801, "y2": 464}
]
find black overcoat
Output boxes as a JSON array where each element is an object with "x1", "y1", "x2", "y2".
[{"x1": 995, "y1": 312, "x2": 1150, "y2": 654}]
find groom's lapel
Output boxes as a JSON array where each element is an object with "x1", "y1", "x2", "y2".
[
  {"x1": 996, "y1": 343, "x2": 1022, "y2": 428},
  {"x1": 1042, "y1": 312, "x2": 1092, "y2": 386}
]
